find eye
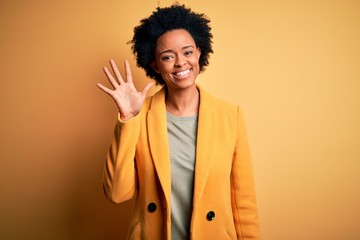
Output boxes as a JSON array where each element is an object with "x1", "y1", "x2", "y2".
[
  {"x1": 184, "y1": 50, "x2": 193, "y2": 56},
  {"x1": 161, "y1": 55, "x2": 174, "y2": 61}
]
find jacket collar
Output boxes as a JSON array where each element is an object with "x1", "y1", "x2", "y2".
[{"x1": 147, "y1": 85, "x2": 215, "y2": 207}]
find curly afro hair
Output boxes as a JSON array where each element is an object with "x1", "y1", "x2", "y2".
[{"x1": 129, "y1": 3, "x2": 213, "y2": 85}]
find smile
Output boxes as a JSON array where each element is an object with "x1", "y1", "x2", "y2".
[{"x1": 174, "y1": 69, "x2": 191, "y2": 76}]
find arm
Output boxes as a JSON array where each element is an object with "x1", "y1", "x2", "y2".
[
  {"x1": 103, "y1": 114, "x2": 140, "y2": 203},
  {"x1": 231, "y1": 106, "x2": 260, "y2": 239},
  {"x1": 98, "y1": 59, "x2": 153, "y2": 203}
]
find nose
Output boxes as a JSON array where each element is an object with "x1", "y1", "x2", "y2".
[{"x1": 174, "y1": 55, "x2": 186, "y2": 68}]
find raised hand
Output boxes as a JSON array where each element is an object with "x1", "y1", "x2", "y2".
[{"x1": 97, "y1": 59, "x2": 154, "y2": 121}]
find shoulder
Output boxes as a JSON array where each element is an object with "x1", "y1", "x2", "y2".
[
  {"x1": 142, "y1": 87, "x2": 166, "y2": 110},
  {"x1": 198, "y1": 85, "x2": 239, "y2": 115}
]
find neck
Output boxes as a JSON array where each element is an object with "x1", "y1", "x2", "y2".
[{"x1": 165, "y1": 85, "x2": 199, "y2": 116}]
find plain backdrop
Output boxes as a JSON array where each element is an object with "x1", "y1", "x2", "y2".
[{"x1": 1, "y1": 0, "x2": 359, "y2": 239}]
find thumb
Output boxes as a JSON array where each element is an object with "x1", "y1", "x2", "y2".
[{"x1": 141, "y1": 81, "x2": 155, "y2": 97}]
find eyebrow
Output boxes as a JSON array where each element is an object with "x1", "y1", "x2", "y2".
[{"x1": 159, "y1": 45, "x2": 194, "y2": 56}]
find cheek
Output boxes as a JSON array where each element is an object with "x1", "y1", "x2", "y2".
[
  {"x1": 190, "y1": 57, "x2": 201, "y2": 68},
  {"x1": 158, "y1": 60, "x2": 172, "y2": 69},
  {"x1": 193, "y1": 53, "x2": 201, "y2": 63},
  {"x1": 158, "y1": 65, "x2": 174, "y2": 78}
]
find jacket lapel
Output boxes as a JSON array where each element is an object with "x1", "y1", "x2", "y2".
[
  {"x1": 147, "y1": 88, "x2": 171, "y2": 204},
  {"x1": 193, "y1": 86, "x2": 215, "y2": 209}
]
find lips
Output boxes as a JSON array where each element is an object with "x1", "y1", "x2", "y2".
[{"x1": 173, "y1": 69, "x2": 191, "y2": 77}]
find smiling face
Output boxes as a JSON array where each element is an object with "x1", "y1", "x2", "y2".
[{"x1": 151, "y1": 29, "x2": 201, "y2": 91}]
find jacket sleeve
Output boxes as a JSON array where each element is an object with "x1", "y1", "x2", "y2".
[
  {"x1": 231, "y1": 106, "x2": 260, "y2": 239},
  {"x1": 103, "y1": 113, "x2": 140, "y2": 204}
]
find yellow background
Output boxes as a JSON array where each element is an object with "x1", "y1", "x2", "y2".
[{"x1": 1, "y1": 0, "x2": 359, "y2": 239}]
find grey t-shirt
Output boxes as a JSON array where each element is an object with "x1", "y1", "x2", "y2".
[{"x1": 166, "y1": 112, "x2": 198, "y2": 240}]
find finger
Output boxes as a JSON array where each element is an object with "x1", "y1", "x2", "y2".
[
  {"x1": 124, "y1": 60, "x2": 133, "y2": 83},
  {"x1": 97, "y1": 83, "x2": 113, "y2": 96},
  {"x1": 141, "y1": 82, "x2": 154, "y2": 97},
  {"x1": 103, "y1": 67, "x2": 119, "y2": 88},
  {"x1": 110, "y1": 59, "x2": 125, "y2": 84}
]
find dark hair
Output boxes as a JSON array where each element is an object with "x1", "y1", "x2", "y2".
[{"x1": 129, "y1": 3, "x2": 213, "y2": 85}]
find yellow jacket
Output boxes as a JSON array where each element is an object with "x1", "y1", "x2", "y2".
[{"x1": 103, "y1": 85, "x2": 260, "y2": 239}]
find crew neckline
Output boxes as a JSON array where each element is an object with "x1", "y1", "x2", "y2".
[{"x1": 166, "y1": 111, "x2": 198, "y2": 121}]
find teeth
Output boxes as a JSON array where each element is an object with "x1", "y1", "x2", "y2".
[{"x1": 175, "y1": 69, "x2": 190, "y2": 76}]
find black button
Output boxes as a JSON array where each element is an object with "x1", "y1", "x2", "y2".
[
  {"x1": 147, "y1": 202, "x2": 157, "y2": 213},
  {"x1": 206, "y1": 211, "x2": 215, "y2": 221}
]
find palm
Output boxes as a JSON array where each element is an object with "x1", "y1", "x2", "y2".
[
  {"x1": 111, "y1": 82, "x2": 144, "y2": 120},
  {"x1": 97, "y1": 60, "x2": 153, "y2": 121}
]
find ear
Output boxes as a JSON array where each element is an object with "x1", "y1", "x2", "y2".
[{"x1": 150, "y1": 61, "x2": 160, "y2": 73}]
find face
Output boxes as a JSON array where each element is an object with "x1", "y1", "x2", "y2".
[{"x1": 151, "y1": 29, "x2": 201, "y2": 90}]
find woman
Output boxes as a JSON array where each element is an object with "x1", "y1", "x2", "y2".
[{"x1": 97, "y1": 4, "x2": 260, "y2": 240}]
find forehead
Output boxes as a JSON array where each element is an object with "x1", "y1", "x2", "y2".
[{"x1": 156, "y1": 29, "x2": 196, "y2": 51}]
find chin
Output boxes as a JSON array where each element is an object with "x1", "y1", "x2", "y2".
[{"x1": 174, "y1": 79, "x2": 197, "y2": 90}]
